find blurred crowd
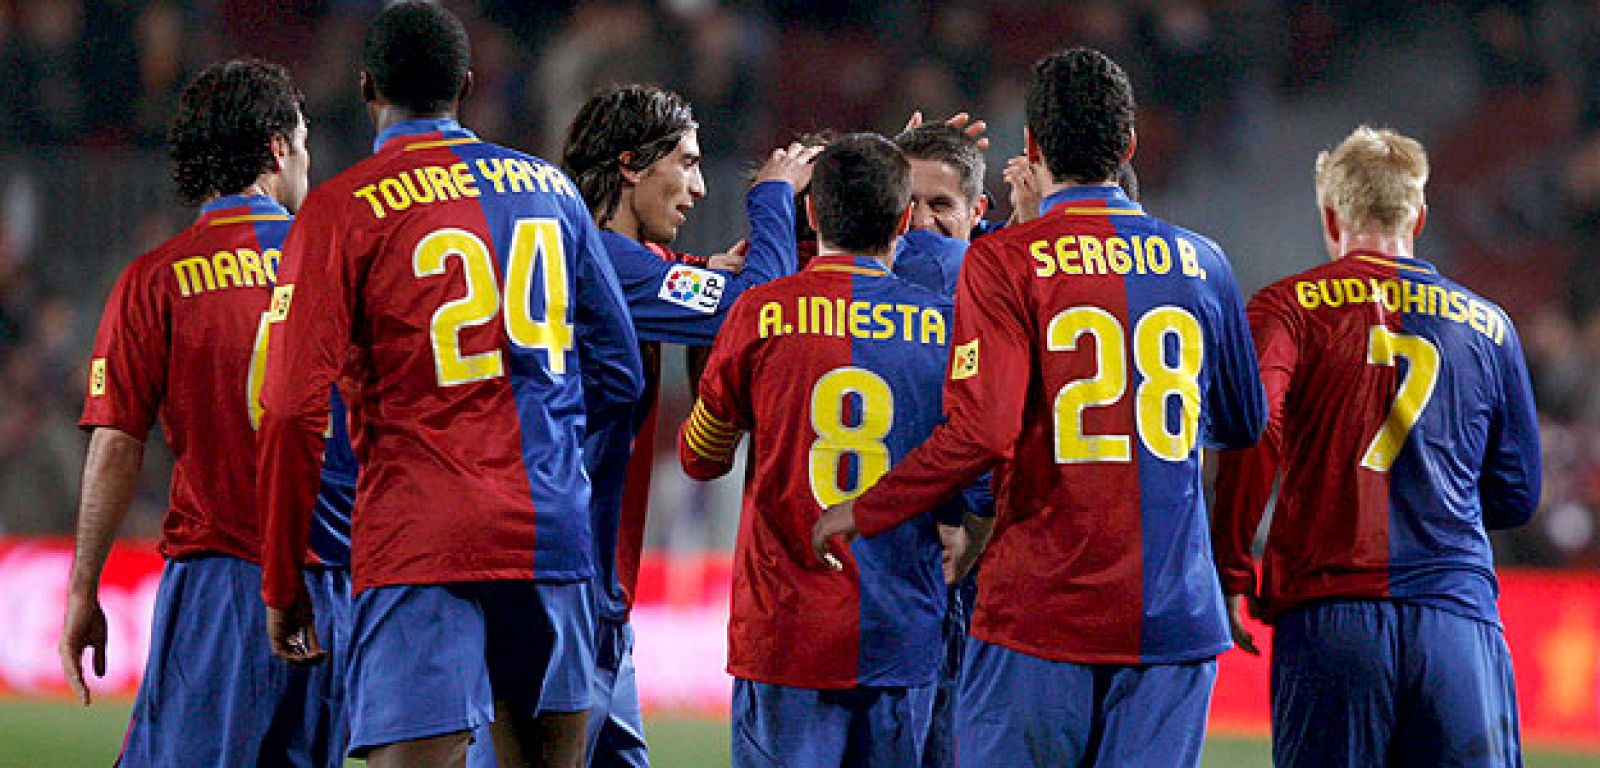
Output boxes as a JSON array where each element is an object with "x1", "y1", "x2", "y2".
[{"x1": 2, "y1": 0, "x2": 1599, "y2": 567}]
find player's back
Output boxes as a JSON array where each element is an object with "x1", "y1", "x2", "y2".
[
  {"x1": 1247, "y1": 252, "x2": 1539, "y2": 622},
  {"x1": 284, "y1": 119, "x2": 630, "y2": 591},
  {"x1": 964, "y1": 186, "x2": 1263, "y2": 664},
  {"x1": 84, "y1": 194, "x2": 291, "y2": 563},
  {"x1": 719, "y1": 254, "x2": 952, "y2": 689}
]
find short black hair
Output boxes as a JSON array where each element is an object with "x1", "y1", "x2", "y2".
[
  {"x1": 364, "y1": 1, "x2": 470, "y2": 115},
  {"x1": 893, "y1": 124, "x2": 985, "y2": 204},
  {"x1": 169, "y1": 59, "x2": 304, "y2": 207},
  {"x1": 562, "y1": 84, "x2": 697, "y2": 226},
  {"x1": 1026, "y1": 48, "x2": 1135, "y2": 184},
  {"x1": 810, "y1": 133, "x2": 910, "y2": 254}
]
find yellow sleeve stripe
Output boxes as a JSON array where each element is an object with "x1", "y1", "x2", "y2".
[
  {"x1": 690, "y1": 401, "x2": 737, "y2": 438},
  {"x1": 685, "y1": 401, "x2": 738, "y2": 461},
  {"x1": 684, "y1": 422, "x2": 734, "y2": 462},
  {"x1": 687, "y1": 417, "x2": 736, "y2": 451}
]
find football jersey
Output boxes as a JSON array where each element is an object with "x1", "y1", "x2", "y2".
[
  {"x1": 680, "y1": 253, "x2": 958, "y2": 688},
  {"x1": 852, "y1": 185, "x2": 1266, "y2": 665},
  {"x1": 587, "y1": 185, "x2": 797, "y2": 622},
  {"x1": 257, "y1": 118, "x2": 642, "y2": 609},
  {"x1": 1212, "y1": 251, "x2": 1541, "y2": 624}
]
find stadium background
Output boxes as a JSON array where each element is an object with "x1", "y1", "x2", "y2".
[{"x1": 2, "y1": 0, "x2": 1600, "y2": 765}]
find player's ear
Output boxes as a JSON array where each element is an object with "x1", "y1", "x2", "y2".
[
  {"x1": 269, "y1": 133, "x2": 291, "y2": 172},
  {"x1": 973, "y1": 193, "x2": 989, "y2": 221},
  {"x1": 360, "y1": 71, "x2": 377, "y2": 105},
  {"x1": 805, "y1": 195, "x2": 820, "y2": 233},
  {"x1": 1321, "y1": 206, "x2": 1341, "y2": 247},
  {"x1": 1413, "y1": 205, "x2": 1428, "y2": 238},
  {"x1": 458, "y1": 70, "x2": 474, "y2": 105},
  {"x1": 1024, "y1": 127, "x2": 1040, "y2": 164},
  {"x1": 895, "y1": 203, "x2": 914, "y2": 238},
  {"x1": 1124, "y1": 128, "x2": 1137, "y2": 163},
  {"x1": 618, "y1": 151, "x2": 644, "y2": 186}
]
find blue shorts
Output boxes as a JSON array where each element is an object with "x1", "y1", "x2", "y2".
[
  {"x1": 285, "y1": 567, "x2": 351, "y2": 768},
  {"x1": 119, "y1": 556, "x2": 342, "y2": 768},
  {"x1": 1271, "y1": 600, "x2": 1521, "y2": 767},
  {"x1": 346, "y1": 579, "x2": 596, "y2": 756},
  {"x1": 925, "y1": 576, "x2": 975, "y2": 768},
  {"x1": 956, "y1": 638, "x2": 1215, "y2": 768},
  {"x1": 732, "y1": 678, "x2": 936, "y2": 768},
  {"x1": 588, "y1": 620, "x2": 649, "y2": 767}
]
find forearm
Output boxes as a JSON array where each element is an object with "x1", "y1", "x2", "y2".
[
  {"x1": 69, "y1": 428, "x2": 144, "y2": 597},
  {"x1": 738, "y1": 181, "x2": 798, "y2": 283},
  {"x1": 854, "y1": 423, "x2": 1001, "y2": 537}
]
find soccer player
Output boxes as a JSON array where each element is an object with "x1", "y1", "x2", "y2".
[
  {"x1": 1211, "y1": 126, "x2": 1539, "y2": 767},
  {"x1": 60, "y1": 59, "x2": 350, "y2": 767},
  {"x1": 559, "y1": 84, "x2": 815, "y2": 767},
  {"x1": 255, "y1": 4, "x2": 642, "y2": 767},
  {"x1": 679, "y1": 134, "x2": 961, "y2": 766},
  {"x1": 813, "y1": 48, "x2": 1267, "y2": 767}
]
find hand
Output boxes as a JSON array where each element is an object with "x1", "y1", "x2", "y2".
[
  {"x1": 902, "y1": 110, "x2": 991, "y2": 151},
  {"x1": 755, "y1": 143, "x2": 823, "y2": 189},
  {"x1": 1004, "y1": 155, "x2": 1045, "y2": 224},
  {"x1": 707, "y1": 239, "x2": 748, "y2": 273},
  {"x1": 1226, "y1": 594, "x2": 1260, "y2": 656},
  {"x1": 267, "y1": 597, "x2": 328, "y2": 667},
  {"x1": 60, "y1": 592, "x2": 108, "y2": 706},
  {"x1": 811, "y1": 501, "x2": 860, "y2": 571},
  {"x1": 937, "y1": 524, "x2": 973, "y2": 585}
]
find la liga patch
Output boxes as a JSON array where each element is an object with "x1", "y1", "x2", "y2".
[{"x1": 658, "y1": 265, "x2": 726, "y2": 314}]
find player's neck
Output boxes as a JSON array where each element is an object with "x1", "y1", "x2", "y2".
[
  {"x1": 1038, "y1": 178, "x2": 1120, "y2": 202},
  {"x1": 605, "y1": 200, "x2": 647, "y2": 244},
  {"x1": 817, "y1": 242, "x2": 893, "y2": 270},
  {"x1": 372, "y1": 104, "x2": 458, "y2": 136},
  {"x1": 1337, "y1": 232, "x2": 1414, "y2": 262}
]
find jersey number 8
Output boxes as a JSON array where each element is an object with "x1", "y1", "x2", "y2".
[
  {"x1": 809, "y1": 367, "x2": 894, "y2": 509},
  {"x1": 1049, "y1": 305, "x2": 1203, "y2": 464}
]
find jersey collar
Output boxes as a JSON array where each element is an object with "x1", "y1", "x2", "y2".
[
  {"x1": 1039, "y1": 184, "x2": 1144, "y2": 218},
  {"x1": 807, "y1": 253, "x2": 891, "y2": 277},
  {"x1": 197, "y1": 193, "x2": 291, "y2": 224},
  {"x1": 1348, "y1": 250, "x2": 1438, "y2": 275},
  {"x1": 372, "y1": 117, "x2": 476, "y2": 154}
]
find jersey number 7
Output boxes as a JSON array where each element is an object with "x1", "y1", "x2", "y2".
[{"x1": 1361, "y1": 325, "x2": 1440, "y2": 472}]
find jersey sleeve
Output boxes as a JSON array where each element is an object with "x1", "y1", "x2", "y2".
[
  {"x1": 257, "y1": 195, "x2": 346, "y2": 610},
  {"x1": 1479, "y1": 320, "x2": 1541, "y2": 529},
  {"x1": 572, "y1": 207, "x2": 645, "y2": 421},
  {"x1": 619, "y1": 180, "x2": 797, "y2": 346},
  {"x1": 853, "y1": 237, "x2": 1032, "y2": 537},
  {"x1": 1198, "y1": 241, "x2": 1267, "y2": 450},
  {"x1": 80, "y1": 260, "x2": 167, "y2": 438},
  {"x1": 677, "y1": 298, "x2": 755, "y2": 480},
  {"x1": 1211, "y1": 289, "x2": 1299, "y2": 598}
]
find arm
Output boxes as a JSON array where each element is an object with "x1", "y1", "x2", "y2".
[
  {"x1": 256, "y1": 199, "x2": 347, "y2": 664},
  {"x1": 60, "y1": 428, "x2": 143, "y2": 705},
  {"x1": 1480, "y1": 322, "x2": 1541, "y2": 529},
  {"x1": 814, "y1": 238, "x2": 1031, "y2": 556},
  {"x1": 677, "y1": 300, "x2": 753, "y2": 480},
  {"x1": 573, "y1": 208, "x2": 645, "y2": 422},
  {"x1": 1201, "y1": 244, "x2": 1268, "y2": 450},
  {"x1": 1211, "y1": 295, "x2": 1298, "y2": 600}
]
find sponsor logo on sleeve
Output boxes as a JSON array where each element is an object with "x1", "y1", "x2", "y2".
[
  {"x1": 658, "y1": 265, "x2": 726, "y2": 314},
  {"x1": 951, "y1": 339, "x2": 979, "y2": 380},
  {"x1": 90, "y1": 358, "x2": 106, "y2": 396},
  {"x1": 267, "y1": 285, "x2": 294, "y2": 323}
]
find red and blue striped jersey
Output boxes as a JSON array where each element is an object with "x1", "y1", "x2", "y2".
[
  {"x1": 853, "y1": 185, "x2": 1266, "y2": 665},
  {"x1": 587, "y1": 182, "x2": 799, "y2": 623},
  {"x1": 679, "y1": 254, "x2": 957, "y2": 688},
  {"x1": 1213, "y1": 251, "x2": 1540, "y2": 624},
  {"x1": 257, "y1": 119, "x2": 642, "y2": 609}
]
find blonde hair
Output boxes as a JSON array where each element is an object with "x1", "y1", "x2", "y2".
[{"x1": 1314, "y1": 126, "x2": 1429, "y2": 233}]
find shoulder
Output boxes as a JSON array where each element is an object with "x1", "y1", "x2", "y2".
[{"x1": 890, "y1": 276, "x2": 955, "y2": 312}]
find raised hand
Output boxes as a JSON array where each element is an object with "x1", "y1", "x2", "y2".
[{"x1": 756, "y1": 143, "x2": 824, "y2": 189}]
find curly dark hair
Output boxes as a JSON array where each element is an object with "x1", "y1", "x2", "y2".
[
  {"x1": 168, "y1": 59, "x2": 304, "y2": 207},
  {"x1": 893, "y1": 124, "x2": 985, "y2": 204},
  {"x1": 562, "y1": 84, "x2": 697, "y2": 227},
  {"x1": 364, "y1": 1, "x2": 470, "y2": 116},
  {"x1": 810, "y1": 133, "x2": 910, "y2": 254},
  {"x1": 1026, "y1": 48, "x2": 1136, "y2": 184}
]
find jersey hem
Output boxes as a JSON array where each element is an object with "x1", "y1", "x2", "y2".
[
  {"x1": 727, "y1": 664, "x2": 937, "y2": 691},
  {"x1": 969, "y1": 628, "x2": 1230, "y2": 666},
  {"x1": 353, "y1": 566, "x2": 595, "y2": 595}
]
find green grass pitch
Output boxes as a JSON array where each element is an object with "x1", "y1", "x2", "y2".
[{"x1": 2, "y1": 699, "x2": 1595, "y2": 767}]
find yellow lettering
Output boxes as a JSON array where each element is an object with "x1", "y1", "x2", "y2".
[
  {"x1": 849, "y1": 301, "x2": 871, "y2": 338},
  {"x1": 1445, "y1": 291, "x2": 1467, "y2": 322},
  {"x1": 872, "y1": 303, "x2": 894, "y2": 339},
  {"x1": 1322, "y1": 279, "x2": 1345, "y2": 307},
  {"x1": 921, "y1": 308, "x2": 947, "y2": 346},
  {"x1": 264, "y1": 249, "x2": 281, "y2": 282},
  {"x1": 896, "y1": 304, "x2": 919, "y2": 341},
  {"x1": 505, "y1": 159, "x2": 534, "y2": 194},
  {"x1": 1032, "y1": 240, "x2": 1055, "y2": 277},
  {"x1": 810, "y1": 296, "x2": 834, "y2": 336},
  {"x1": 452, "y1": 162, "x2": 480, "y2": 197},
  {"x1": 759, "y1": 301, "x2": 783, "y2": 338},
  {"x1": 1402, "y1": 280, "x2": 1428, "y2": 314},
  {"x1": 476, "y1": 158, "x2": 508, "y2": 193},
  {"x1": 1427, "y1": 285, "x2": 1447, "y2": 318},
  {"x1": 835, "y1": 298, "x2": 847, "y2": 336},
  {"x1": 1295, "y1": 281, "x2": 1321, "y2": 309},
  {"x1": 1377, "y1": 280, "x2": 1402, "y2": 312},
  {"x1": 378, "y1": 178, "x2": 411, "y2": 212},
  {"x1": 1469, "y1": 299, "x2": 1490, "y2": 336},
  {"x1": 399, "y1": 169, "x2": 436, "y2": 205},
  {"x1": 237, "y1": 248, "x2": 266, "y2": 287},
  {"x1": 1179, "y1": 238, "x2": 1202, "y2": 277},
  {"x1": 1091, "y1": 238, "x2": 1119, "y2": 275},
  {"x1": 1145, "y1": 237, "x2": 1171, "y2": 275},
  {"x1": 424, "y1": 166, "x2": 459, "y2": 202},
  {"x1": 353, "y1": 184, "x2": 386, "y2": 219},
  {"x1": 1341, "y1": 278, "x2": 1368, "y2": 305},
  {"x1": 1107, "y1": 236, "x2": 1132, "y2": 274},
  {"x1": 212, "y1": 250, "x2": 242, "y2": 289},
  {"x1": 173, "y1": 256, "x2": 216, "y2": 297},
  {"x1": 1055, "y1": 236, "x2": 1082, "y2": 275},
  {"x1": 1076, "y1": 237, "x2": 1101, "y2": 275}
]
